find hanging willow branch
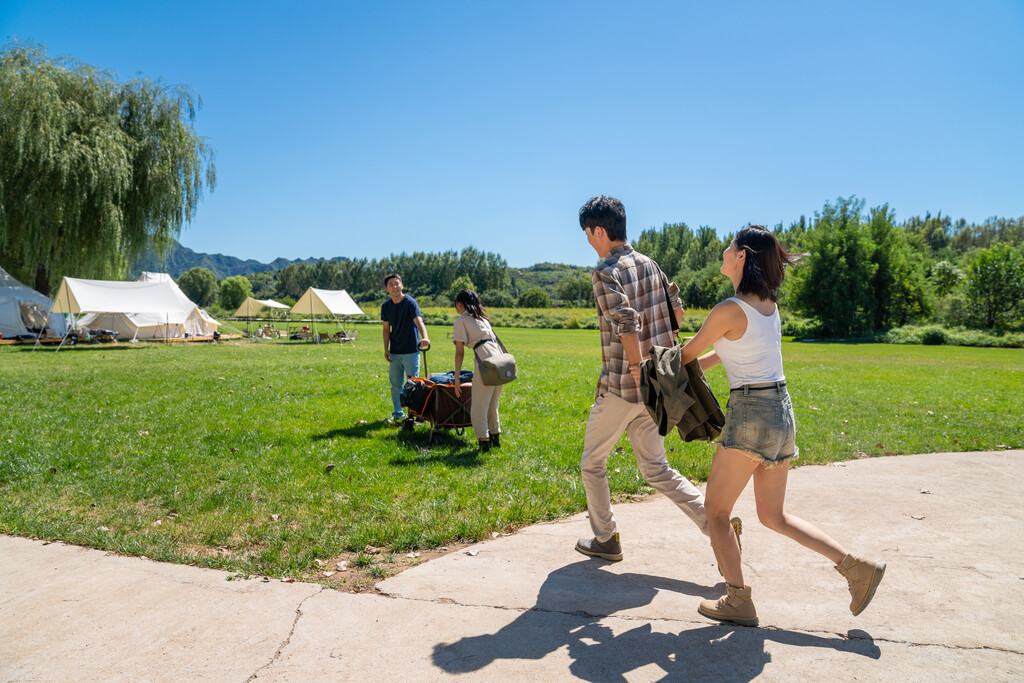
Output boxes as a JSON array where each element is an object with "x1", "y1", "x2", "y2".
[{"x1": 0, "y1": 40, "x2": 216, "y2": 295}]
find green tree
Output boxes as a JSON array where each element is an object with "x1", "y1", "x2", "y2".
[
  {"x1": 518, "y1": 287, "x2": 550, "y2": 308},
  {"x1": 219, "y1": 275, "x2": 252, "y2": 312},
  {"x1": 275, "y1": 263, "x2": 313, "y2": 299},
  {"x1": 555, "y1": 274, "x2": 593, "y2": 308},
  {"x1": 481, "y1": 289, "x2": 516, "y2": 308},
  {"x1": 447, "y1": 275, "x2": 476, "y2": 302},
  {"x1": 0, "y1": 41, "x2": 215, "y2": 295},
  {"x1": 177, "y1": 267, "x2": 217, "y2": 307},
  {"x1": 930, "y1": 261, "x2": 963, "y2": 298},
  {"x1": 790, "y1": 197, "x2": 877, "y2": 337},
  {"x1": 867, "y1": 205, "x2": 929, "y2": 329},
  {"x1": 961, "y1": 244, "x2": 1024, "y2": 328}
]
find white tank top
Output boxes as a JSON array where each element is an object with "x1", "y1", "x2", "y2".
[{"x1": 713, "y1": 297, "x2": 785, "y2": 389}]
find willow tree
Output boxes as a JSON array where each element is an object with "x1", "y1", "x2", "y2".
[{"x1": 0, "y1": 41, "x2": 215, "y2": 295}]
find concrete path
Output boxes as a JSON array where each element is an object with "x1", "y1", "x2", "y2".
[{"x1": 2, "y1": 451, "x2": 1023, "y2": 681}]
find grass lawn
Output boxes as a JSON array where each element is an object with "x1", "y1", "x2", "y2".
[{"x1": 1, "y1": 326, "x2": 1021, "y2": 580}]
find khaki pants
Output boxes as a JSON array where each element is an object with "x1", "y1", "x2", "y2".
[
  {"x1": 470, "y1": 366, "x2": 502, "y2": 441},
  {"x1": 582, "y1": 392, "x2": 708, "y2": 542}
]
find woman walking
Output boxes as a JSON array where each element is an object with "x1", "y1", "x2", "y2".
[
  {"x1": 452, "y1": 289, "x2": 503, "y2": 452},
  {"x1": 678, "y1": 225, "x2": 885, "y2": 627}
]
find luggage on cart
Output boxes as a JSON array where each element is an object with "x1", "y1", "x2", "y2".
[{"x1": 399, "y1": 345, "x2": 474, "y2": 446}]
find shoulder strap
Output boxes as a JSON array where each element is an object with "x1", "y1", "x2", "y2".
[{"x1": 660, "y1": 272, "x2": 680, "y2": 334}]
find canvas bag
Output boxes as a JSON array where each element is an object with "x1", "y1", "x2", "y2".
[{"x1": 473, "y1": 335, "x2": 518, "y2": 385}]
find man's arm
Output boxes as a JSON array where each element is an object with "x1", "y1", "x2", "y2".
[
  {"x1": 413, "y1": 316, "x2": 430, "y2": 348},
  {"x1": 382, "y1": 321, "x2": 391, "y2": 362}
]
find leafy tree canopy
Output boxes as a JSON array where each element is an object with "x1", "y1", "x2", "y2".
[
  {"x1": 0, "y1": 41, "x2": 215, "y2": 295},
  {"x1": 177, "y1": 267, "x2": 217, "y2": 308},
  {"x1": 219, "y1": 275, "x2": 252, "y2": 312}
]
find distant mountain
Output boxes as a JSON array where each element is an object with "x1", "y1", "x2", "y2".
[{"x1": 133, "y1": 240, "x2": 338, "y2": 280}]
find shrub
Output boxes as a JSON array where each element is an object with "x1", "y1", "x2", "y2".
[
  {"x1": 920, "y1": 327, "x2": 948, "y2": 346},
  {"x1": 781, "y1": 317, "x2": 825, "y2": 338}
]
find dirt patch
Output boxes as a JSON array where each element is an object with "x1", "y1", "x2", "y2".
[{"x1": 308, "y1": 540, "x2": 479, "y2": 593}]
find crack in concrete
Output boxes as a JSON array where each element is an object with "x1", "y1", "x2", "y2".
[
  {"x1": 246, "y1": 587, "x2": 323, "y2": 681},
  {"x1": 375, "y1": 591, "x2": 1024, "y2": 655}
]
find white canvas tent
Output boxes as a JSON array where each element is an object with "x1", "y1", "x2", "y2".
[
  {"x1": 289, "y1": 288, "x2": 364, "y2": 340},
  {"x1": 233, "y1": 296, "x2": 289, "y2": 337},
  {"x1": 232, "y1": 297, "x2": 289, "y2": 317},
  {"x1": 51, "y1": 272, "x2": 220, "y2": 342},
  {"x1": 0, "y1": 265, "x2": 67, "y2": 339}
]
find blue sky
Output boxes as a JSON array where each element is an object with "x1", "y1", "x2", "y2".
[{"x1": 3, "y1": 1, "x2": 1023, "y2": 267}]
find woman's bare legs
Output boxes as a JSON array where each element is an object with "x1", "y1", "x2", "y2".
[
  {"x1": 705, "y1": 446, "x2": 759, "y2": 587},
  {"x1": 752, "y1": 461, "x2": 847, "y2": 564}
]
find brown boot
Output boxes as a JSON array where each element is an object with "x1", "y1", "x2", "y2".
[
  {"x1": 698, "y1": 583, "x2": 758, "y2": 627},
  {"x1": 835, "y1": 554, "x2": 886, "y2": 616}
]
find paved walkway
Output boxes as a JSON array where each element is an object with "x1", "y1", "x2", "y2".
[{"x1": 2, "y1": 451, "x2": 1022, "y2": 681}]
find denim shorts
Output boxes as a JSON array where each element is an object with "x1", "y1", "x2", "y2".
[{"x1": 719, "y1": 382, "x2": 799, "y2": 468}]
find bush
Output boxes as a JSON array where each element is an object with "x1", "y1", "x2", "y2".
[
  {"x1": 781, "y1": 317, "x2": 825, "y2": 338},
  {"x1": 481, "y1": 289, "x2": 516, "y2": 308},
  {"x1": 884, "y1": 325, "x2": 1024, "y2": 348},
  {"x1": 518, "y1": 287, "x2": 551, "y2": 308}
]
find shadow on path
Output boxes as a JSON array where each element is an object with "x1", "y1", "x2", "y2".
[{"x1": 433, "y1": 561, "x2": 880, "y2": 680}]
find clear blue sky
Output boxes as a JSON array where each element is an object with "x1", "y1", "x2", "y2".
[{"x1": 4, "y1": 1, "x2": 1023, "y2": 268}]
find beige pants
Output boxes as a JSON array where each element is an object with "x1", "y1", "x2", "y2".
[
  {"x1": 470, "y1": 363, "x2": 502, "y2": 441},
  {"x1": 582, "y1": 392, "x2": 708, "y2": 542}
]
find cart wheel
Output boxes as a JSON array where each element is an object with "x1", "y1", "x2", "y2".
[{"x1": 403, "y1": 418, "x2": 415, "y2": 432}]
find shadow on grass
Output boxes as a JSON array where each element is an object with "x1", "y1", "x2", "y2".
[
  {"x1": 391, "y1": 428, "x2": 484, "y2": 468},
  {"x1": 314, "y1": 420, "x2": 391, "y2": 440},
  {"x1": 433, "y1": 560, "x2": 881, "y2": 680}
]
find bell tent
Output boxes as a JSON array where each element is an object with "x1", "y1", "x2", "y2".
[{"x1": 0, "y1": 265, "x2": 67, "y2": 339}]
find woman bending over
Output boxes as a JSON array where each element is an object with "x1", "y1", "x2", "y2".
[{"x1": 452, "y1": 289, "x2": 503, "y2": 452}]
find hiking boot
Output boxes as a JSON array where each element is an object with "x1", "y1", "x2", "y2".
[
  {"x1": 489, "y1": 432, "x2": 501, "y2": 448},
  {"x1": 479, "y1": 440, "x2": 491, "y2": 453},
  {"x1": 698, "y1": 583, "x2": 759, "y2": 627},
  {"x1": 835, "y1": 554, "x2": 886, "y2": 616},
  {"x1": 575, "y1": 533, "x2": 623, "y2": 561}
]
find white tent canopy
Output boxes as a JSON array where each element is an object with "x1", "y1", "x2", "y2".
[
  {"x1": 233, "y1": 297, "x2": 289, "y2": 317},
  {"x1": 0, "y1": 265, "x2": 67, "y2": 338},
  {"x1": 51, "y1": 272, "x2": 220, "y2": 340},
  {"x1": 290, "y1": 288, "x2": 364, "y2": 317}
]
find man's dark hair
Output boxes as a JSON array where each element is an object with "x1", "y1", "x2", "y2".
[
  {"x1": 579, "y1": 196, "x2": 627, "y2": 242},
  {"x1": 735, "y1": 225, "x2": 796, "y2": 302},
  {"x1": 383, "y1": 273, "x2": 401, "y2": 287}
]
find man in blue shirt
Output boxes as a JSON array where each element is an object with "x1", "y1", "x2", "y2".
[{"x1": 381, "y1": 273, "x2": 430, "y2": 422}]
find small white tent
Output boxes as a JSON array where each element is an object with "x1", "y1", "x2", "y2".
[
  {"x1": 232, "y1": 297, "x2": 289, "y2": 318},
  {"x1": 0, "y1": 265, "x2": 66, "y2": 339},
  {"x1": 51, "y1": 272, "x2": 220, "y2": 341},
  {"x1": 289, "y1": 288, "x2": 365, "y2": 339},
  {"x1": 290, "y1": 288, "x2": 364, "y2": 317}
]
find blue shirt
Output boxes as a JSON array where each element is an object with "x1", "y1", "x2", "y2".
[{"x1": 381, "y1": 295, "x2": 423, "y2": 354}]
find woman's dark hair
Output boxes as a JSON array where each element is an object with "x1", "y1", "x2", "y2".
[
  {"x1": 455, "y1": 289, "x2": 489, "y2": 321},
  {"x1": 735, "y1": 225, "x2": 796, "y2": 302},
  {"x1": 579, "y1": 196, "x2": 627, "y2": 242}
]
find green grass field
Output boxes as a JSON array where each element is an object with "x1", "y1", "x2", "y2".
[{"x1": 1, "y1": 326, "x2": 1021, "y2": 579}]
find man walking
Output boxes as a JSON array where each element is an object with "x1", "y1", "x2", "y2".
[
  {"x1": 381, "y1": 273, "x2": 430, "y2": 423},
  {"x1": 575, "y1": 196, "x2": 737, "y2": 561}
]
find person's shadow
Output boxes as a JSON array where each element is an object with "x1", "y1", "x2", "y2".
[{"x1": 432, "y1": 560, "x2": 880, "y2": 681}]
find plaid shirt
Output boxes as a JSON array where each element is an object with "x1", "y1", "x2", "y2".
[{"x1": 592, "y1": 243, "x2": 682, "y2": 403}]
